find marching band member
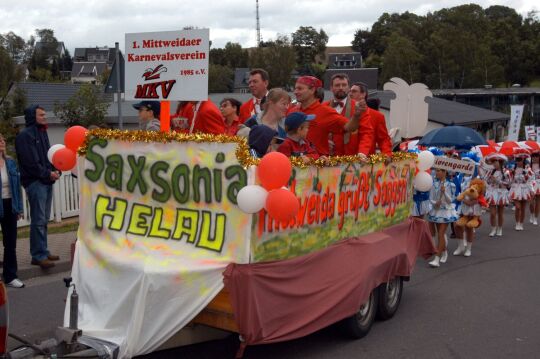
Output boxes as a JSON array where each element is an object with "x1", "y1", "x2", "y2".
[
  {"x1": 483, "y1": 152, "x2": 511, "y2": 237},
  {"x1": 427, "y1": 168, "x2": 458, "y2": 268},
  {"x1": 509, "y1": 150, "x2": 534, "y2": 231}
]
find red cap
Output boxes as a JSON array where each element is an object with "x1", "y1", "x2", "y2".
[{"x1": 296, "y1": 76, "x2": 323, "y2": 89}]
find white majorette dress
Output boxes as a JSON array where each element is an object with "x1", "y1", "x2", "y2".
[
  {"x1": 509, "y1": 166, "x2": 534, "y2": 201},
  {"x1": 484, "y1": 169, "x2": 511, "y2": 206},
  {"x1": 531, "y1": 163, "x2": 540, "y2": 195},
  {"x1": 427, "y1": 179, "x2": 458, "y2": 223}
]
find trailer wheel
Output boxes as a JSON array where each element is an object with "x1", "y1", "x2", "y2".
[
  {"x1": 376, "y1": 276, "x2": 403, "y2": 321},
  {"x1": 342, "y1": 289, "x2": 378, "y2": 339}
]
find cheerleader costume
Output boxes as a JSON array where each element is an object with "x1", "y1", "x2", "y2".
[
  {"x1": 427, "y1": 179, "x2": 458, "y2": 223},
  {"x1": 412, "y1": 190, "x2": 431, "y2": 216},
  {"x1": 509, "y1": 167, "x2": 534, "y2": 201},
  {"x1": 531, "y1": 163, "x2": 540, "y2": 196},
  {"x1": 484, "y1": 169, "x2": 511, "y2": 206}
]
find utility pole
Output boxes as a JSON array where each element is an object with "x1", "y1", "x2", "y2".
[{"x1": 256, "y1": 0, "x2": 261, "y2": 46}]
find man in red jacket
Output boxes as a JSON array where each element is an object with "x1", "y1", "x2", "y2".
[
  {"x1": 293, "y1": 76, "x2": 373, "y2": 158},
  {"x1": 171, "y1": 100, "x2": 225, "y2": 134},
  {"x1": 350, "y1": 82, "x2": 392, "y2": 156},
  {"x1": 239, "y1": 68, "x2": 269, "y2": 123},
  {"x1": 323, "y1": 73, "x2": 375, "y2": 155}
]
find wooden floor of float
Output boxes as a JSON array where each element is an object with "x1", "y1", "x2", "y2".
[{"x1": 191, "y1": 288, "x2": 239, "y2": 333}]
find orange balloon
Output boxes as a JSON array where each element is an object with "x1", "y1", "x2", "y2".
[
  {"x1": 64, "y1": 126, "x2": 88, "y2": 151},
  {"x1": 52, "y1": 148, "x2": 77, "y2": 171},
  {"x1": 266, "y1": 188, "x2": 299, "y2": 222},
  {"x1": 257, "y1": 152, "x2": 292, "y2": 190}
]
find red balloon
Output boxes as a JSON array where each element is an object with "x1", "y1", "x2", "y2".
[
  {"x1": 64, "y1": 126, "x2": 88, "y2": 151},
  {"x1": 266, "y1": 188, "x2": 299, "y2": 222},
  {"x1": 52, "y1": 148, "x2": 77, "y2": 171},
  {"x1": 257, "y1": 152, "x2": 292, "y2": 190}
]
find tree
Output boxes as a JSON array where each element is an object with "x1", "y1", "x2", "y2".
[
  {"x1": 208, "y1": 64, "x2": 234, "y2": 93},
  {"x1": 0, "y1": 47, "x2": 16, "y2": 96},
  {"x1": 0, "y1": 87, "x2": 26, "y2": 156},
  {"x1": 380, "y1": 33, "x2": 422, "y2": 84},
  {"x1": 54, "y1": 83, "x2": 109, "y2": 128},
  {"x1": 291, "y1": 26, "x2": 328, "y2": 74},
  {"x1": 249, "y1": 35, "x2": 296, "y2": 89},
  {"x1": 0, "y1": 31, "x2": 26, "y2": 63}
]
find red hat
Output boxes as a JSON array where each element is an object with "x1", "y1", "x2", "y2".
[{"x1": 296, "y1": 76, "x2": 323, "y2": 89}]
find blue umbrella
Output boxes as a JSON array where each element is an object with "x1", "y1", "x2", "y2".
[{"x1": 417, "y1": 126, "x2": 487, "y2": 150}]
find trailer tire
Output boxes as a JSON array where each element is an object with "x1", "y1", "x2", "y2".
[
  {"x1": 342, "y1": 289, "x2": 378, "y2": 339},
  {"x1": 376, "y1": 276, "x2": 403, "y2": 321}
]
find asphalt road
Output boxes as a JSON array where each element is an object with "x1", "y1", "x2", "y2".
[{"x1": 6, "y1": 209, "x2": 540, "y2": 358}]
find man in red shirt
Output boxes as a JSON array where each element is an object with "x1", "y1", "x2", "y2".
[
  {"x1": 171, "y1": 100, "x2": 225, "y2": 134},
  {"x1": 350, "y1": 82, "x2": 392, "y2": 156},
  {"x1": 323, "y1": 73, "x2": 375, "y2": 155},
  {"x1": 239, "y1": 69, "x2": 269, "y2": 123},
  {"x1": 293, "y1": 76, "x2": 373, "y2": 158}
]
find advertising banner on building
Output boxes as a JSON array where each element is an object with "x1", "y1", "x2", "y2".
[
  {"x1": 125, "y1": 29, "x2": 209, "y2": 101},
  {"x1": 525, "y1": 126, "x2": 536, "y2": 140},
  {"x1": 507, "y1": 105, "x2": 525, "y2": 141}
]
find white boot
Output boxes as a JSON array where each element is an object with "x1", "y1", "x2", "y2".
[
  {"x1": 496, "y1": 227, "x2": 503, "y2": 236},
  {"x1": 533, "y1": 217, "x2": 538, "y2": 226},
  {"x1": 489, "y1": 227, "x2": 497, "y2": 237},
  {"x1": 517, "y1": 223, "x2": 524, "y2": 231},
  {"x1": 530, "y1": 216, "x2": 534, "y2": 224},
  {"x1": 440, "y1": 250, "x2": 448, "y2": 263},
  {"x1": 453, "y1": 239, "x2": 466, "y2": 256},
  {"x1": 515, "y1": 223, "x2": 520, "y2": 231},
  {"x1": 464, "y1": 242, "x2": 472, "y2": 257},
  {"x1": 429, "y1": 256, "x2": 440, "y2": 268}
]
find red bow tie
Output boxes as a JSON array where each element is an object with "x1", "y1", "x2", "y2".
[{"x1": 334, "y1": 100, "x2": 344, "y2": 108}]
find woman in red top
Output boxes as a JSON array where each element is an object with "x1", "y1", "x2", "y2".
[{"x1": 219, "y1": 98, "x2": 242, "y2": 136}]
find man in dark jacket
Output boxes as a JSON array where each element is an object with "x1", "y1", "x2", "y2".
[{"x1": 15, "y1": 105, "x2": 60, "y2": 269}]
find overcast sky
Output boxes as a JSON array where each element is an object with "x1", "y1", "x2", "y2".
[{"x1": 0, "y1": 0, "x2": 537, "y2": 53}]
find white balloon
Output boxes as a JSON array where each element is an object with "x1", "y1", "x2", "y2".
[
  {"x1": 47, "y1": 144, "x2": 65, "y2": 163},
  {"x1": 414, "y1": 172, "x2": 433, "y2": 192},
  {"x1": 237, "y1": 185, "x2": 268, "y2": 214},
  {"x1": 417, "y1": 150, "x2": 435, "y2": 171}
]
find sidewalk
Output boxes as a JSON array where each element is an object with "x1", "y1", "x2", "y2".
[{"x1": 6, "y1": 231, "x2": 77, "y2": 281}]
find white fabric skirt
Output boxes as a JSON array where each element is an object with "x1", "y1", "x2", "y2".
[
  {"x1": 485, "y1": 188, "x2": 509, "y2": 206},
  {"x1": 428, "y1": 206, "x2": 458, "y2": 223},
  {"x1": 509, "y1": 184, "x2": 534, "y2": 201},
  {"x1": 412, "y1": 200, "x2": 432, "y2": 217}
]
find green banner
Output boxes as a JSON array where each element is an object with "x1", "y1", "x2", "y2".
[{"x1": 251, "y1": 159, "x2": 415, "y2": 262}]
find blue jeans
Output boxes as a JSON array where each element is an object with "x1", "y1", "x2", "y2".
[{"x1": 26, "y1": 181, "x2": 53, "y2": 261}]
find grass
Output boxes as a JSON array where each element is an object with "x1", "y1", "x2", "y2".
[{"x1": 0, "y1": 218, "x2": 80, "y2": 240}]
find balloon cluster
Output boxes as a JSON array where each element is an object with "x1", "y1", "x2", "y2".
[
  {"x1": 236, "y1": 152, "x2": 300, "y2": 221},
  {"x1": 47, "y1": 126, "x2": 88, "y2": 172},
  {"x1": 414, "y1": 150, "x2": 435, "y2": 192}
]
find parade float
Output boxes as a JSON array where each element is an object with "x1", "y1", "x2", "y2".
[
  {"x1": 57, "y1": 129, "x2": 434, "y2": 358},
  {"x1": 57, "y1": 29, "x2": 436, "y2": 358}
]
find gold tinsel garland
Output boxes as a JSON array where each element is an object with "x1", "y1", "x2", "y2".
[{"x1": 78, "y1": 129, "x2": 417, "y2": 168}]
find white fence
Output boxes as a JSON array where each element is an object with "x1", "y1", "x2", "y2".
[{"x1": 18, "y1": 172, "x2": 80, "y2": 227}]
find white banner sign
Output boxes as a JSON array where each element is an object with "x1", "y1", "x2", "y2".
[
  {"x1": 433, "y1": 156, "x2": 475, "y2": 175},
  {"x1": 525, "y1": 125, "x2": 536, "y2": 141},
  {"x1": 66, "y1": 138, "x2": 250, "y2": 358},
  {"x1": 507, "y1": 105, "x2": 524, "y2": 141},
  {"x1": 125, "y1": 29, "x2": 209, "y2": 101}
]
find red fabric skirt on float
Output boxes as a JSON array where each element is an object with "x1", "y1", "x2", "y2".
[{"x1": 223, "y1": 217, "x2": 435, "y2": 351}]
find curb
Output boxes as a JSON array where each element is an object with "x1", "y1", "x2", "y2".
[{"x1": 17, "y1": 261, "x2": 72, "y2": 281}]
